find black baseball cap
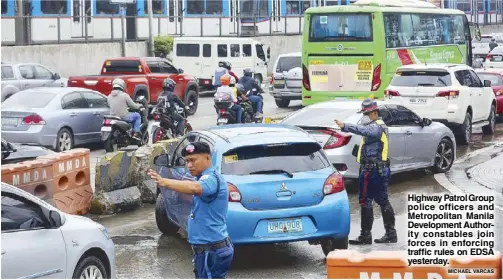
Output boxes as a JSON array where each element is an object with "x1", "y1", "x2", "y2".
[{"x1": 181, "y1": 142, "x2": 211, "y2": 157}]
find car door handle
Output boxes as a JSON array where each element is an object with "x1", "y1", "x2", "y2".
[
  {"x1": 1, "y1": 249, "x2": 6, "y2": 255},
  {"x1": 93, "y1": 112, "x2": 101, "y2": 116},
  {"x1": 151, "y1": 77, "x2": 157, "y2": 80},
  {"x1": 69, "y1": 113, "x2": 77, "y2": 117},
  {"x1": 406, "y1": 131, "x2": 412, "y2": 136}
]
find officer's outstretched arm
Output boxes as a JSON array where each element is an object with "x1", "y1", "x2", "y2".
[{"x1": 342, "y1": 123, "x2": 381, "y2": 138}]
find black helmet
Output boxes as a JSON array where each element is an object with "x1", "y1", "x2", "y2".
[
  {"x1": 243, "y1": 68, "x2": 253, "y2": 76},
  {"x1": 218, "y1": 61, "x2": 231, "y2": 70},
  {"x1": 358, "y1": 98, "x2": 378, "y2": 114},
  {"x1": 162, "y1": 78, "x2": 176, "y2": 91}
]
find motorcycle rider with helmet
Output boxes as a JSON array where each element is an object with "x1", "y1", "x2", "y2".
[
  {"x1": 213, "y1": 61, "x2": 230, "y2": 88},
  {"x1": 223, "y1": 61, "x2": 239, "y2": 83},
  {"x1": 160, "y1": 78, "x2": 190, "y2": 136},
  {"x1": 238, "y1": 68, "x2": 263, "y2": 118},
  {"x1": 215, "y1": 74, "x2": 243, "y2": 123},
  {"x1": 107, "y1": 78, "x2": 143, "y2": 140}
]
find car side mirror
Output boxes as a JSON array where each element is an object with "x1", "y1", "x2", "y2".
[
  {"x1": 154, "y1": 154, "x2": 171, "y2": 167},
  {"x1": 484, "y1": 80, "x2": 492, "y2": 87},
  {"x1": 49, "y1": 210, "x2": 62, "y2": 228},
  {"x1": 178, "y1": 68, "x2": 184, "y2": 74},
  {"x1": 53, "y1": 73, "x2": 61, "y2": 80},
  {"x1": 422, "y1": 118, "x2": 432, "y2": 126}
]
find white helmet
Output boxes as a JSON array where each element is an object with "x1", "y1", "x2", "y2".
[{"x1": 112, "y1": 78, "x2": 126, "y2": 91}]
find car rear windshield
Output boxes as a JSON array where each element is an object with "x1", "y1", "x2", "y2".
[
  {"x1": 102, "y1": 60, "x2": 142, "y2": 73},
  {"x1": 1, "y1": 90, "x2": 56, "y2": 108},
  {"x1": 309, "y1": 13, "x2": 372, "y2": 42},
  {"x1": 390, "y1": 71, "x2": 452, "y2": 87},
  {"x1": 478, "y1": 73, "x2": 503, "y2": 86},
  {"x1": 282, "y1": 107, "x2": 357, "y2": 126},
  {"x1": 276, "y1": 56, "x2": 301, "y2": 73},
  {"x1": 221, "y1": 143, "x2": 330, "y2": 176}
]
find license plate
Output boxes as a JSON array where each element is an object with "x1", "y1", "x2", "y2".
[
  {"x1": 267, "y1": 218, "x2": 303, "y2": 234},
  {"x1": 274, "y1": 80, "x2": 285, "y2": 85},
  {"x1": 152, "y1": 121, "x2": 160, "y2": 127},
  {"x1": 101, "y1": 126, "x2": 112, "y2": 132},
  {"x1": 409, "y1": 98, "x2": 427, "y2": 104},
  {"x1": 1, "y1": 118, "x2": 18, "y2": 127},
  {"x1": 217, "y1": 118, "x2": 228, "y2": 124}
]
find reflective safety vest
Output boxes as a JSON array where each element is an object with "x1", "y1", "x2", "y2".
[{"x1": 356, "y1": 119, "x2": 389, "y2": 164}]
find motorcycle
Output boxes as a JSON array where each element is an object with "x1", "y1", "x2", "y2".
[
  {"x1": 244, "y1": 88, "x2": 264, "y2": 123},
  {"x1": 151, "y1": 100, "x2": 193, "y2": 143},
  {"x1": 214, "y1": 93, "x2": 254, "y2": 125},
  {"x1": 101, "y1": 96, "x2": 149, "y2": 153}
]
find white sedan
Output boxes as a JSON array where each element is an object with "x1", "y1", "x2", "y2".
[{"x1": 1, "y1": 183, "x2": 116, "y2": 279}]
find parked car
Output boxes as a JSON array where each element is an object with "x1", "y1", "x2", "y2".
[
  {"x1": 280, "y1": 100, "x2": 456, "y2": 179},
  {"x1": 1, "y1": 62, "x2": 67, "y2": 102},
  {"x1": 472, "y1": 34, "x2": 496, "y2": 59},
  {"x1": 1, "y1": 87, "x2": 110, "y2": 152},
  {"x1": 1, "y1": 138, "x2": 55, "y2": 164},
  {"x1": 67, "y1": 57, "x2": 200, "y2": 115},
  {"x1": 476, "y1": 69, "x2": 503, "y2": 116},
  {"x1": 269, "y1": 52, "x2": 302, "y2": 108},
  {"x1": 154, "y1": 124, "x2": 350, "y2": 256},
  {"x1": 384, "y1": 64, "x2": 497, "y2": 144},
  {"x1": 484, "y1": 46, "x2": 503, "y2": 69},
  {"x1": 1, "y1": 182, "x2": 116, "y2": 279}
]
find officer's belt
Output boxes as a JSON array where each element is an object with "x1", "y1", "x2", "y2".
[
  {"x1": 361, "y1": 160, "x2": 388, "y2": 169},
  {"x1": 191, "y1": 237, "x2": 231, "y2": 254}
]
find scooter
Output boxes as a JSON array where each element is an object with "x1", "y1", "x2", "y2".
[
  {"x1": 101, "y1": 96, "x2": 149, "y2": 153},
  {"x1": 214, "y1": 91, "x2": 256, "y2": 125},
  {"x1": 151, "y1": 100, "x2": 193, "y2": 143},
  {"x1": 245, "y1": 88, "x2": 264, "y2": 123}
]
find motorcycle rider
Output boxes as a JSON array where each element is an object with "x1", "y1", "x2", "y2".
[
  {"x1": 223, "y1": 61, "x2": 239, "y2": 83},
  {"x1": 107, "y1": 78, "x2": 142, "y2": 140},
  {"x1": 160, "y1": 78, "x2": 190, "y2": 136},
  {"x1": 213, "y1": 61, "x2": 230, "y2": 88},
  {"x1": 238, "y1": 68, "x2": 263, "y2": 118},
  {"x1": 215, "y1": 74, "x2": 243, "y2": 123}
]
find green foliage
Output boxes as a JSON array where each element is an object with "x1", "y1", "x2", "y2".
[{"x1": 154, "y1": 36, "x2": 173, "y2": 57}]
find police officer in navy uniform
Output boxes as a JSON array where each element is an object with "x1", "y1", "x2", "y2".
[
  {"x1": 335, "y1": 99, "x2": 397, "y2": 245},
  {"x1": 148, "y1": 141, "x2": 233, "y2": 278}
]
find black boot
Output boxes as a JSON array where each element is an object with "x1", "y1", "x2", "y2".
[
  {"x1": 374, "y1": 202, "x2": 397, "y2": 243},
  {"x1": 349, "y1": 207, "x2": 374, "y2": 245}
]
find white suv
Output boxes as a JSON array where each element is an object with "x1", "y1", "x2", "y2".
[{"x1": 384, "y1": 64, "x2": 497, "y2": 144}]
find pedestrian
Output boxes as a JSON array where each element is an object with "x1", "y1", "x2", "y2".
[
  {"x1": 147, "y1": 142, "x2": 234, "y2": 278},
  {"x1": 334, "y1": 98, "x2": 397, "y2": 245},
  {"x1": 489, "y1": 38, "x2": 498, "y2": 52}
]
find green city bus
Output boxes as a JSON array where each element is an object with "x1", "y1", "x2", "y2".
[{"x1": 301, "y1": 3, "x2": 473, "y2": 106}]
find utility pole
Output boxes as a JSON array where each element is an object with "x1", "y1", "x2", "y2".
[
  {"x1": 147, "y1": 0, "x2": 155, "y2": 56},
  {"x1": 14, "y1": 0, "x2": 25, "y2": 45},
  {"x1": 120, "y1": 4, "x2": 126, "y2": 57}
]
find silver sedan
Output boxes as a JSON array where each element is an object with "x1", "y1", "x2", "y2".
[
  {"x1": 1, "y1": 87, "x2": 110, "y2": 152},
  {"x1": 280, "y1": 100, "x2": 457, "y2": 179}
]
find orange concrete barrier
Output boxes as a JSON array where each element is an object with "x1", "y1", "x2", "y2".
[{"x1": 327, "y1": 250, "x2": 502, "y2": 279}]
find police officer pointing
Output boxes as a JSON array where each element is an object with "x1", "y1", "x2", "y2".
[
  {"x1": 148, "y1": 142, "x2": 234, "y2": 278},
  {"x1": 335, "y1": 99, "x2": 397, "y2": 245}
]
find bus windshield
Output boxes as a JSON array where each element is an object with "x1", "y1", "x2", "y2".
[{"x1": 309, "y1": 14, "x2": 373, "y2": 42}]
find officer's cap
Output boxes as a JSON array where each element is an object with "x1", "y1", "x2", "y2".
[
  {"x1": 181, "y1": 142, "x2": 211, "y2": 157},
  {"x1": 358, "y1": 98, "x2": 379, "y2": 114}
]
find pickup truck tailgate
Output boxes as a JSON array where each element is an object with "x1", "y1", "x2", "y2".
[{"x1": 68, "y1": 76, "x2": 114, "y2": 94}]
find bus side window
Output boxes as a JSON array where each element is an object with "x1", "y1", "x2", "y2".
[{"x1": 243, "y1": 44, "x2": 252, "y2": 57}]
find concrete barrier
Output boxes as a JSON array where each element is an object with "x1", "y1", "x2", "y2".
[
  {"x1": 326, "y1": 250, "x2": 502, "y2": 279},
  {"x1": 90, "y1": 138, "x2": 181, "y2": 215}
]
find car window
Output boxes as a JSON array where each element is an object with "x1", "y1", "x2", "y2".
[
  {"x1": 390, "y1": 105, "x2": 422, "y2": 126},
  {"x1": 62, "y1": 92, "x2": 89, "y2": 109},
  {"x1": 81, "y1": 91, "x2": 108, "y2": 108},
  {"x1": 378, "y1": 106, "x2": 396, "y2": 126},
  {"x1": 455, "y1": 70, "x2": 472, "y2": 87},
  {"x1": 172, "y1": 134, "x2": 197, "y2": 167},
  {"x1": 276, "y1": 56, "x2": 302, "y2": 73},
  {"x1": 1, "y1": 193, "x2": 47, "y2": 232},
  {"x1": 477, "y1": 73, "x2": 503, "y2": 86},
  {"x1": 1, "y1": 90, "x2": 57, "y2": 109},
  {"x1": 221, "y1": 143, "x2": 331, "y2": 176},
  {"x1": 147, "y1": 61, "x2": 162, "y2": 73},
  {"x1": 469, "y1": 70, "x2": 483, "y2": 87},
  {"x1": 34, "y1": 65, "x2": 54, "y2": 80},
  {"x1": 390, "y1": 70, "x2": 452, "y2": 87},
  {"x1": 197, "y1": 137, "x2": 214, "y2": 149},
  {"x1": 18, "y1": 65, "x2": 35, "y2": 79},
  {"x1": 160, "y1": 61, "x2": 178, "y2": 74},
  {"x1": 1, "y1": 66, "x2": 14, "y2": 79}
]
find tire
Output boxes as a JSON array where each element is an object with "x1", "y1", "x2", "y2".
[
  {"x1": 184, "y1": 89, "x2": 198, "y2": 116},
  {"x1": 431, "y1": 138, "x2": 455, "y2": 173},
  {"x1": 56, "y1": 128, "x2": 74, "y2": 152},
  {"x1": 139, "y1": 130, "x2": 149, "y2": 147},
  {"x1": 244, "y1": 112, "x2": 252, "y2": 123},
  {"x1": 482, "y1": 105, "x2": 496, "y2": 135},
  {"x1": 152, "y1": 127, "x2": 165, "y2": 144},
  {"x1": 275, "y1": 99, "x2": 290, "y2": 108},
  {"x1": 104, "y1": 137, "x2": 117, "y2": 153},
  {"x1": 321, "y1": 237, "x2": 348, "y2": 256},
  {"x1": 155, "y1": 192, "x2": 179, "y2": 235},
  {"x1": 72, "y1": 255, "x2": 108, "y2": 279},
  {"x1": 456, "y1": 112, "x2": 472, "y2": 145}
]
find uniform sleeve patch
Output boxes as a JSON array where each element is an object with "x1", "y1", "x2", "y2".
[{"x1": 200, "y1": 175, "x2": 209, "y2": 181}]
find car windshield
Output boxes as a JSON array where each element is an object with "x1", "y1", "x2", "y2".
[
  {"x1": 102, "y1": 60, "x2": 142, "y2": 73},
  {"x1": 390, "y1": 70, "x2": 452, "y2": 87},
  {"x1": 477, "y1": 73, "x2": 503, "y2": 86},
  {"x1": 221, "y1": 143, "x2": 330, "y2": 176},
  {"x1": 478, "y1": 37, "x2": 493, "y2": 43},
  {"x1": 276, "y1": 56, "x2": 301, "y2": 73},
  {"x1": 1, "y1": 90, "x2": 56, "y2": 108},
  {"x1": 281, "y1": 107, "x2": 358, "y2": 127}
]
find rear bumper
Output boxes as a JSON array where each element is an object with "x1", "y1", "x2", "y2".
[
  {"x1": 301, "y1": 91, "x2": 377, "y2": 106},
  {"x1": 1, "y1": 126, "x2": 56, "y2": 149},
  {"x1": 269, "y1": 87, "x2": 302, "y2": 100},
  {"x1": 227, "y1": 191, "x2": 350, "y2": 245}
]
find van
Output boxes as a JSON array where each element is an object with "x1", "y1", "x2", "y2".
[
  {"x1": 269, "y1": 52, "x2": 302, "y2": 108},
  {"x1": 172, "y1": 37, "x2": 270, "y2": 92}
]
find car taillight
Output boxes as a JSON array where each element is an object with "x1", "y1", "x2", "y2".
[
  {"x1": 302, "y1": 63, "x2": 311, "y2": 91},
  {"x1": 270, "y1": 74, "x2": 274, "y2": 85},
  {"x1": 497, "y1": 89, "x2": 503, "y2": 96},
  {"x1": 371, "y1": 64, "x2": 382, "y2": 91},
  {"x1": 384, "y1": 89, "x2": 400, "y2": 97},
  {"x1": 323, "y1": 172, "x2": 345, "y2": 195},
  {"x1": 486, "y1": 54, "x2": 493, "y2": 61},
  {"x1": 321, "y1": 129, "x2": 352, "y2": 149},
  {"x1": 228, "y1": 183, "x2": 242, "y2": 202},
  {"x1": 103, "y1": 119, "x2": 113, "y2": 126},
  {"x1": 437, "y1": 90, "x2": 459, "y2": 99},
  {"x1": 22, "y1": 114, "x2": 46, "y2": 125}
]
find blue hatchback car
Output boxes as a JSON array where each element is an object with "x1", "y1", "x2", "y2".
[{"x1": 154, "y1": 124, "x2": 350, "y2": 255}]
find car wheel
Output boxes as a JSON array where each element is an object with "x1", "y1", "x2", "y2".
[
  {"x1": 321, "y1": 236, "x2": 348, "y2": 256},
  {"x1": 275, "y1": 99, "x2": 290, "y2": 108},
  {"x1": 432, "y1": 138, "x2": 455, "y2": 173},
  {"x1": 482, "y1": 105, "x2": 496, "y2": 135},
  {"x1": 72, "y1": 256, "x2": 108, "y2": 279},
  {"x1": 56, "y1": 128, "x2": 74, "y2": 152},
  {"x1": 155, "y1": 192, "x2": 179, "y2": 235},
  {"x1": 457, "y1": 112, "x2": 472, "y2": 145},
  {"x1": 185, "y1": 90, "x2": 198, "y2": 116},
  {"x1": 139, "y1": 131, "x2": 149, "y2": 147}
]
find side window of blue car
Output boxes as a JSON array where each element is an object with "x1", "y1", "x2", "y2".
[{"x1": 172, "y1": 134, "x2": 198, "y2": 167}]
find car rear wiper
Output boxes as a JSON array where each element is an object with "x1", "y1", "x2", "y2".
[
  {"x1": 417, "y1": 83, "x2": 435, "y2": 86},
  {"x1": 249, "y1": 169, "x2": 294, "y2": 178}
]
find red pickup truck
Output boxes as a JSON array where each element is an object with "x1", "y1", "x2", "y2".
[{"x1": 67, "y1": 57, "x2": 199, "y2": 115}]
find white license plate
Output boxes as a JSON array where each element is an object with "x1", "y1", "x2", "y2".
[
  {"x1": 152, "y1": 121, "x2": 160, "y2": 127},
  {"x1": 409, "y1": 98, "x2": 427, "y2": 104},
  {"x1": 217, "y1": 118, "x2": 228, "y2": 124},
  {"x1": 101, "y1": 126, "x2": 112, "y2": 132},
  {"x1": 267, "y1": 218, "x2": 303, "y2": 234},
  {"x1": 1, "y1": 118, "x2": 19, "y2": 127}
]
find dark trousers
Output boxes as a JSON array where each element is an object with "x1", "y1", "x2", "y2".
[
  {"x1": 192, "y1": 239, "x2": 234, "y2": 279},
  {"x1": 358, "y1": 167, "x2": 390, "y2": 208},
  {"x1": 171, "y1": 112, "x2": 185, "y2": 136}
]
